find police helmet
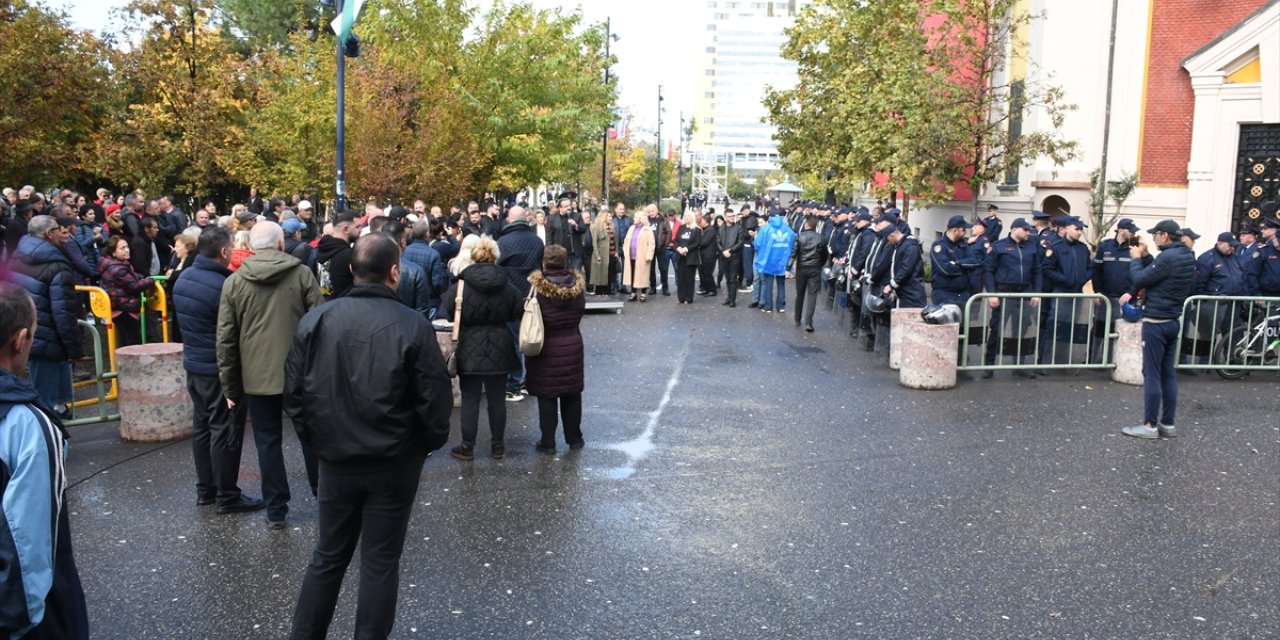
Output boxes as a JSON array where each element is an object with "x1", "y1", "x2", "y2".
[
  {"x1": 865, "y1": 293, "x2": 891, "y2": 314},
  {"x1": 1121, "y1": 302, "x2": 1143, "y2": 323},
  {"x1": 921, "y1": 303, "x2": 962, "y2": 325}
]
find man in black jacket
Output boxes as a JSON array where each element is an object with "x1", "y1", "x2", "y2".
[
  {"x1": 1120, "y1": 220, "x2": 1196, "y2": 439},
  {"x1": 314, "y1": 211, "x2": 360, "y2": 300},
  {"x1": 719, "y1": 209, "x2": 745, "y2": 307},
  {"x1": 285, "y1": 233, "x2": 452, "y2": 639},
  {"x1": 791, "y1": 216, "x2": 829, "y2": 331}
]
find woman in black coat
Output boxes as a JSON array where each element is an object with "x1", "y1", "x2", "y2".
[
  {"x1": 524, "y1": 245, "x2": 587, "y2": 453},
  {"x1": 673, "y1": 212, "x2": 702, "y2": 304},
  {"x1": 439, "y1": 236, "x2": 522, "y2": 461}
]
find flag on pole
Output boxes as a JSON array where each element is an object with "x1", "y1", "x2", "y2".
[{"x1": 331, "y1": 0, "x2": 367, "y2": 42}]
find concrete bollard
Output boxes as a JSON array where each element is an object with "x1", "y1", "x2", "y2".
[
  {"x1": 435, "y1": 329, "x2": 463, "y2": 407},
  {"x1": 115, "y1": 343, "x2": 192, "y2": 442},
  {"x1": 899, "y1": 322, "x2": 959, "y2": 390},
  {"x1": 889, "y1": 308, "x2": 924, "y2": 370},
  {"x1": 1111, "y1": 320, "x2": 1144, "y2": 386}
]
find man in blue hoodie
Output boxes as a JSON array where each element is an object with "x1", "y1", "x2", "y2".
[
  {"x1": 0, "y1": 283, "x2": 89, "y2": 638},
  {"x1": 753, "y1": 213, "x2": 797, "y2": 313}
]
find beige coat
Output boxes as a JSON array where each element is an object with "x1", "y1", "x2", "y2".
[{"x1": 621, "y1": 223, "x2": 656, "y2": 291}]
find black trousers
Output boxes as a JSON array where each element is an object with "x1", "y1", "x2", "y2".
[
  {"x1": 459, "y1": 373, "x2": 507, "y2": 443},
  {"x1": 697, "y1": 256, "x2": 717, "y2": 294},
  {"x1": 795, "y1": 267, "x2": 822, "y2": 325},
  {"x1": 246, "y1": 394, "x2": 318, "y2": 521},
  {"x1": 537, "y1": 393, "x2": 583, "y2": 447},
  {"x1": 290, "y1": 459, "x2": 424, "y2": 640},
  {"x1": 722, "y1": 253, "x2": 742, "y2": 303},
  {"x1": 187, "y1": 373, "x2": 247, "y2": 506},
  {"x1": 676, "y1": 256, "x2": 697, "y2": 302}
]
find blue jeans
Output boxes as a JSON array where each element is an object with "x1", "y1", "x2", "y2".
[
  {"x1": 760, "y1": 275, "x2": 786, "y2": 310},
  {"x1": 742, "y1": 245, "x2": 755, "y2": 285},
  {"x1": 1141, "y1": 320, "x2": 1180, "y2": 427},
  {"x1": 506, "y1": 321, "x2": 524, "y2": 392}
]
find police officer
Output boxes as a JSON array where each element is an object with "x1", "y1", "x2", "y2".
[
  {"x1": 861, "y1": 212, "x2": 898, "y2": 354},
  {"x1": 981, "y1": 217, "x2": 1042, "y2": 378},
  {"x1": 930, "y1": 215, "x2": 980, "y2": 306},
  {"x1": 1091, "y1": 218, "x2": 1139, "y2": 362},
  {"x1": 878, "y1": 222, "x2": 925, "y2": 308},
  {"x1": 845, "y1": 209, "x2": 876, "y2": 340},
  {"x1": 1196, "y1": 231, "x2": 1248, "y2": 352},
  {"x1": 982, "y1": 204, "x2": 1003, "y2": 244},
  {"x1": 1238, "y1": 223, "x2": 1260, "y2": 256},
  {"x1": 1245, "y1": 217, "x2": 1280, "y2": 296},
  {"x1": 967, "y1": 217, "x2": 992, "y2": 294},
  {"x1": 1031, "y1": 210, "x2": 1054, "y2": 251},
  {"x1": 1039, "y1": 215, "x2": 1092, "y2": 369},
  {"x1": 826, "y1": 208, "x2": 853, "y2": 305}
]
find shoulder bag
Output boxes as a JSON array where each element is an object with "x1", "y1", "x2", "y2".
[
  {"x1": 519, "y1": 287, "x2": 544, "y2": 356},
  {"x1": 445, "y1": 281, "x2": 464, "y2": 377}
]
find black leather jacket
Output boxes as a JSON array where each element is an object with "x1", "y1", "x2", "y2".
[
  {"x1": 792, "y1": 229, "x2": 829, "y2": 269},
  {"x1": 284, "y1": 284, "x2": 452, "y2": 471}
]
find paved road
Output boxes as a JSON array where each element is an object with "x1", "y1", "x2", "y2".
[{"x1": 67, "y1": 293, "x2": 1278, "y2": 639}]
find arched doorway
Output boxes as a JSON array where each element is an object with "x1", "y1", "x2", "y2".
[{"x1": 1041, "y1": 195, "x2": 1071, "y2": 219}]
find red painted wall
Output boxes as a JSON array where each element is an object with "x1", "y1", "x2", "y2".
[{"x1": 1140, "y1": 0, "x2": 1268, "y2": 186}]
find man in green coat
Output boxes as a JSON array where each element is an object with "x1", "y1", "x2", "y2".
[{"x1": 217, "y1": 221, "x2": 323, "y2": 530}]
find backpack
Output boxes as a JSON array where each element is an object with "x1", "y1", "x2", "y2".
[{"x1": 315, "y1": 258, "x2": 334, "y2": 297}]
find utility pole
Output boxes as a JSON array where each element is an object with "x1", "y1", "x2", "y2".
[
  {"x1": 656, "y1": 85, "x2": 664, "y2": 204},
  {"x1": 335, "y1": 0, "x2": 347, "y2": 212}
]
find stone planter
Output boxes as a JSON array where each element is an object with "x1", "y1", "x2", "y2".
[
  {"x1": 1111, "y1": 320, "x2": 1144, "y2": 386},
  {"x1": 116, "y1": 343, "x2": 191, "y2": 442},
  {"x1": 899, "y1": 322, "x2": 959, "y2": 390},
  {"x1": 889, "y1": 308, "x2": 924, "y2": 370}
]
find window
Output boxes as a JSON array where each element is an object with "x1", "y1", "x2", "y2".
[
  {"x1": 704, "y1": 117, "x2": 714, "y2": 124},
  {"x1": 707, "y1": 1, "x2": 717, "y2": 6},
  {"x1": 726, "y1": 1, "x2": 739, "y2": 6},
  {"x1": 705, "y1": 69, "x2": 715, "y2": 76},
  {"x1": 704, "y1": 91, "x2": 715, "y2": 98},
  {"x1": 707, "y1": 23, "x2": 716, "y2": 31},
  {"x1": 706, "y1": 46, "x2": 716, "y2": 53}
]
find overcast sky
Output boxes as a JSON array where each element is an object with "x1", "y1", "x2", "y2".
[{"x1": 59, "y1": 0, "x2": 701, "y2": 144}]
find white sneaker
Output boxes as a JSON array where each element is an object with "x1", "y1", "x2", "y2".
[
  {"x1": 504, "y1": 390, "x2": 525, "y2": 402},
  {"x1": 1121, "y1": 424, "x2": 1159, "y2": 439}
]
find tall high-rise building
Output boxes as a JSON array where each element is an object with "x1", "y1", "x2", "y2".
[{"x1": 690, "y1": 1, "x2": 809, "y2": 178}]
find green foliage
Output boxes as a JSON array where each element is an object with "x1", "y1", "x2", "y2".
[
  {"x1": 3, "y1": 0, "x2": 614, "y2": 207},
  {"x1": 0, "y1": 0, "x2": 115, "y2": 187},
  {"x1": 1087, "y1": 168, "x2": 1138, "y2": 244},
  {"x1": 765, "y1": 0, "x2": 1078, "y2": 208},
  {"x1": 726, "y1": 171, "x2": 754, "y2": 200}
]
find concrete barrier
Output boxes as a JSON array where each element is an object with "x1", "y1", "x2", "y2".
[
  {"x1": 435, "y1": 330, "x2": 463, "y2": 407},
  {"x1": 1111, "y1": 320, "x2": 1144, "y2": 386},
  {"x1": 115, "y1": 343, "x2": 191, "y2": 442},
  {"x1": 899, "y1": 322, "x2": 959, "y2": 390},
  {"x1": 889, "y1": 308, "x2": 924, "y2": 370}
]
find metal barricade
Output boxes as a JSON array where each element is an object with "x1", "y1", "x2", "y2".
[
  {"x1": 64, "y1": 319, "x2": 120, "y2": 426},
  {"x1": 958, "y1": 293, "x2": 1116, "y2": 372},
  {"x1": 72, "y1": 286, "x2": 118, "y2": 408},
  {"x1": 141, "y1": 276, "x2": 170, "y2": 344},
  {"x1": 1175, "y1": 295, "x2": 1280, "y2": 378}
]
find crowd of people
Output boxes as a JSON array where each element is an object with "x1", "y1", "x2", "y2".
[{"x1": 2, "y1": 179, "x2": 1277, "y2": 637}]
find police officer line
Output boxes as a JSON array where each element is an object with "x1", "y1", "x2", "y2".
[{"x1": 949, "y1": 292, "x2": 1280, "y2": 377}]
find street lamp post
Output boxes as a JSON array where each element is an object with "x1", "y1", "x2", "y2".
[
  {"x1": 335, "y1": 0, "x2": 346, "y2": 212},
  {"x1": 656, "y1": 85, "x2": 664, "y2": 205},
  {"x1": 601, "y1": 18, "x2": 616, "y2": 205}
]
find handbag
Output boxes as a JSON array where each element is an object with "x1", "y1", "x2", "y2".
[
  {"x1": 519, "y1": 287, "x2": 545, "y2": 356},
  {"x1": 445, "y1": 281, "x2": 464, "y2": 377}
]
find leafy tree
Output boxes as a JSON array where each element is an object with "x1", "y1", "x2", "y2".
[
  {"x1": 765, "y1": 0, "x2": 1077, "y2": 213},
  {"x1": 0, "y1": 0, "x2": 115, "y2": 187},
  {"x1": 92, "y1": 0, "x2": 252, "y2": 197},
  {"x1": 217, "y1": 0, "x2": 322, "y2": 48},
  {"x1": 726, "y1": 170, "x2": 754, "y2": 201},
  {"x1": 1087, "y1": 168, "x2": 1137, "y2": 246}
]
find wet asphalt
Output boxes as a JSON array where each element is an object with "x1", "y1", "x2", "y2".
[{"x1": 66, "y1": 286, "x2": 1279, "y2": 639}]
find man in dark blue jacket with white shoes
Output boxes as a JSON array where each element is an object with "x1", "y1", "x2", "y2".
[
  {"x1": 172, "y1": 227, "x2": 263, "y2": 513},
  {"x1": 1120, "y1": 220, "x2": 1196, "y2": 440}
]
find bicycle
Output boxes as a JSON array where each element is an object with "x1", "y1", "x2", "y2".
[{"x1": 1213, "y1": 303, "x2": 1280, "y2": 380}]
